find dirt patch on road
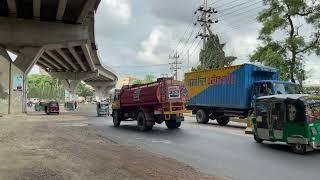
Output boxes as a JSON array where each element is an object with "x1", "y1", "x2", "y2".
[{"x1": 0, "y1": 115, "x2": 220, "y2": 180}]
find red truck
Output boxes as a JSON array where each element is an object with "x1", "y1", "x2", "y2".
[{"x1": 112, "y1": 77, "x2": 188, "y2": 131}]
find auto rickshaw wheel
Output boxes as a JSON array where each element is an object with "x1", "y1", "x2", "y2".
[
  {"x1": 216, "y1": 117, "x2": 230, "y2": 126},
  {"x1": 196, "y1": 109, "x2": 209, "y2": 124},
  {"x1": 137, "y1": 112, "x2": 153, "y2": 131},
  {"x1": 112, "y1": 110, "x2": 121, "y2": 127},
  {"x1": 254, "y1": 133, "x2": 263, "y2": 143},
  {"x1": 291, "y1": 144, "x2": 307, "y2": 154},
  {"x1": 165, "y1": 120, "x2": 181, "y2": 129}
]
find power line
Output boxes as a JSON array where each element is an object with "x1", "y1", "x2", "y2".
[
  {"x1": 219, "y1": 0, "x2": 260, "y2": 13},
  {"x1": 217, "y1": 0, "x2": 264, "y2": 20},
  {"x1": 171, "y1": 0, "x2": 207, "y2": 55},
  {"x1": 177, "y1": 26, "x2": 199, "y2": 57},
  {"x1": 171, "y1": 16, "x2": 198, "y2": 55},
  {"x1": 180, "y1": 37, "x2": 202, "y2": 63},
  {"x1": 179, "y1": 27, "x2": 201, "y2": 59}
]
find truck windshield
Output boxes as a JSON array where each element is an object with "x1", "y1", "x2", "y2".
[{"x1": 273, "y1": 83, "x2": 300, "y2": 94}]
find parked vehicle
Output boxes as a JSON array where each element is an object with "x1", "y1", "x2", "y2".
[
  {"x1": 96, "y1": 102, "x2": 109, "y2": 117},
  {"x1": 45, "y1": 101, "x2": 60, "y2": 115},
  {"x1": 184, "y1": 64, "x2": 300, "y2": 126},
  {"x1": 112, "y1": 77, "x2": 188, "y2": 131},
  {"x1": 252, "y1": 94, "x2": 320, "y2": 154},
  {"x1": 35, "y1": 101, "x2": 46, "y2": 112}
]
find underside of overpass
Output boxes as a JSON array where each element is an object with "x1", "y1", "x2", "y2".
[{"x1": 0, "y1": 0, "x2": 117, "y2": 113}]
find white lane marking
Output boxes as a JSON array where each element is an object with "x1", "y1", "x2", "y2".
[{"x1": 151, "y1": 139, "x2": 172, "y2": 144}]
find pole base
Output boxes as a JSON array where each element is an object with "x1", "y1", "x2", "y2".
[{"x1": 245, "y1": 127, "x2": 253, "y2": 134}]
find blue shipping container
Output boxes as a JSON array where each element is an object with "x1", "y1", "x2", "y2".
[{"x1": 185, "y1": 64, "x2": 279, "y2": 110}]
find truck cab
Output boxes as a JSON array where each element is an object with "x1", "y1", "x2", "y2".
[{"x1": 252, "y1": 80, "x2": 301, "y2": 98}]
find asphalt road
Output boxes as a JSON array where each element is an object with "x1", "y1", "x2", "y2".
[{"x1": 76, "y1": 104, "x2": 320, "y2": 180}]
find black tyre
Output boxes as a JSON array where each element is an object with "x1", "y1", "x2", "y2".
[
  {"x1": 254, "y1": 133, "x2": 263, "y2": 143},
  {"x1": 165, "y1": 121, "x2": 181, "y2": 129},
  {"x1": 112, "y1": 110, "x2": 121, "y2": 127},
  {"x1": 137, "y1": 112, "x2": 153, "y2": 131},
  {"x1": 291, "y1": 144, "x2": 307, "y2": 154},
  {"x1": 216, "y1": 117, "x2": 230, "y2": 126},
  {"x1": 196, "y1": 109, "x2": 209, "y2": 124}
]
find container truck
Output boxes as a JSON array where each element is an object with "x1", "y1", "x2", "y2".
[
  {"x1": 184, "y1": 64, "x2": 300, "y2": 126},
  {"x1": 112, "y1": 77, "x2": 188, "y2": 131}
]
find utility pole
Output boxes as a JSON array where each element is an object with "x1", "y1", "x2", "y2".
[
  {"x1": 194, "y1": 0, "x2": 218, "y2": 48},
  {"x1": 169, "y1": 52, "x2": 181, "y2": 80}
]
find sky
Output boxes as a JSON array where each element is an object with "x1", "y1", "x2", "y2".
[{"x1": 29, "y1": 0, "x2": 319, "y2": 84}]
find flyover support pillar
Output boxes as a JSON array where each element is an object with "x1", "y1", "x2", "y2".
[
  {"x1": 93, "y1": 86, "x2": 113, "y2": 102},
  {"x1": 14, "y1": 47, "x2": 44, "y2": 113},
  {"x1": 61, "y1": 80, "x2": 80, "y2": 101}
]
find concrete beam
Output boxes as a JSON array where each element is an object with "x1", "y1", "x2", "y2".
[
  {"x1": 49, "y1": 72, "x2": 97, "y2": 80},
  {"x1": 37, "y1": 61, "x2": 49, "y2": 70},
  {"x1": 86, "y1": 81, "x2": 116, "y2": 88},
  {"x1": 0, "y1": 17, "x2": 89, "y2": 48},
  {"x1": 37, "y1": 59, "x2": 54, "y2": 69},
  {"x1": 6, "y1": 0, "x2": 17, "y2": 17},
  {"x1": 33, "y1": 0, "x2": 41, "y2": 19},
  {"x1": 81, "y1": 44, "x2": 95, "y2": 71},
  {"x1": 68, "y1": 46, "x2": 87, "y2": 71},
  {"x1": 43, "y1": 40, "x2": 87, "y2": 50},
  {"x1": 55, "y1": 48, "x2": 79, "y2": 71},
  {"x1": 96, "y1": 65, "x2": 118, "y2": 81},
  {"x1": 45, "y1": 51, "x2": 71, "y2": 71},
  {"x1": 77, "y1": 0, "x2": 96, "y2": 23},
  {"x1": 56, "y1": 0, "x2": 68, "y2": 21},
  {"x1": 13, "y1": 47, "x2": 44, "y2": 74},
  {"x1": 40, "y1": 55, "x2": 63, "y2": 71}
]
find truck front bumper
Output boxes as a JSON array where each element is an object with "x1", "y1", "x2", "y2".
[{"x1": 311, "y1": 141, "x2": 320, "y2": 150}]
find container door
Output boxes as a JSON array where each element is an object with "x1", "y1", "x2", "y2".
[
  {"x1": 255, "y1": 102, "x2": 271, "y2": 140},
  {"x1": 270, "y1": 102, "x2": 285, "y2": 140}
]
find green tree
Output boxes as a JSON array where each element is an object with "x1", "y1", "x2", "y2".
[
  {"x1": 76, "y1": 83, "x2": 94, "y2": 98},
  {"x1": 132, "y1": 74, "x2": 156, "y2": 85},
  {"x1": 250, "y1": 0, "x2": 320, "y2": 85},
  {"x1": 194, "y1": 28, "x2": 237, "y2": 70},
  {"x1": 27, "y1": 75, "x2": 64, "y2": 100}
]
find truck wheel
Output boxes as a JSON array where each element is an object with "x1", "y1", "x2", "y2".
[
  {"x1": 137, "y1": 112, "x2": 153, "y2": 131},
  {"x1": 291, "y1": 144, "x2": 307, "y2": 154},
  {"x1": 216, "y1": 117, "x2": 229, "y2": 126},
  {"x1": 196, "y1": 109, "x2": 209, "y2": 124},
  {"x1": 165, "y1": 121, "x2": 181, "y2": 129},
  {"x1": 113, "y1": 110, "x2": 121, "y2": 127},
  {"x1": 254, "y1": 133, "x2": 263, "y2": 143}
]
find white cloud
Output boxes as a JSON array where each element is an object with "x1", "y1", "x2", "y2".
[
  {"x1": 137, "y1": 26, "x2": 173, "y2": 64},
  {"x1": 103, "y1": 0, "x2": 131, "y2": 24}
]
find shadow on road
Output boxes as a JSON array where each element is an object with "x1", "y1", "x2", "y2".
[
  {"x1": 109, "y1": 123, "x2": 186, "y2": 136},
  {"x1": 259, "y1": 142, "x2": 320, "y2": 155},
  {"x1": 188, "y1": 121, "x2": 246, "y2": 130}
]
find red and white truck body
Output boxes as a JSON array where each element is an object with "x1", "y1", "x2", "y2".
[{"x1": 112, "y1": 77, "x2": 188, "y2": 131}]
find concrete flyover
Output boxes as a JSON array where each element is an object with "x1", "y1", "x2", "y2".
[{"x1": 0, "y1": 0, "x2": 118, "y2": 111}]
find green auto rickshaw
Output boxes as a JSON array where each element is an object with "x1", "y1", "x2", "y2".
[
  {"x1": 96, "y1": 102, "x2": 109, "y2": 117},
  {"x1": 252, "y1": 94, "x2": 320, "y2": 154}
]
